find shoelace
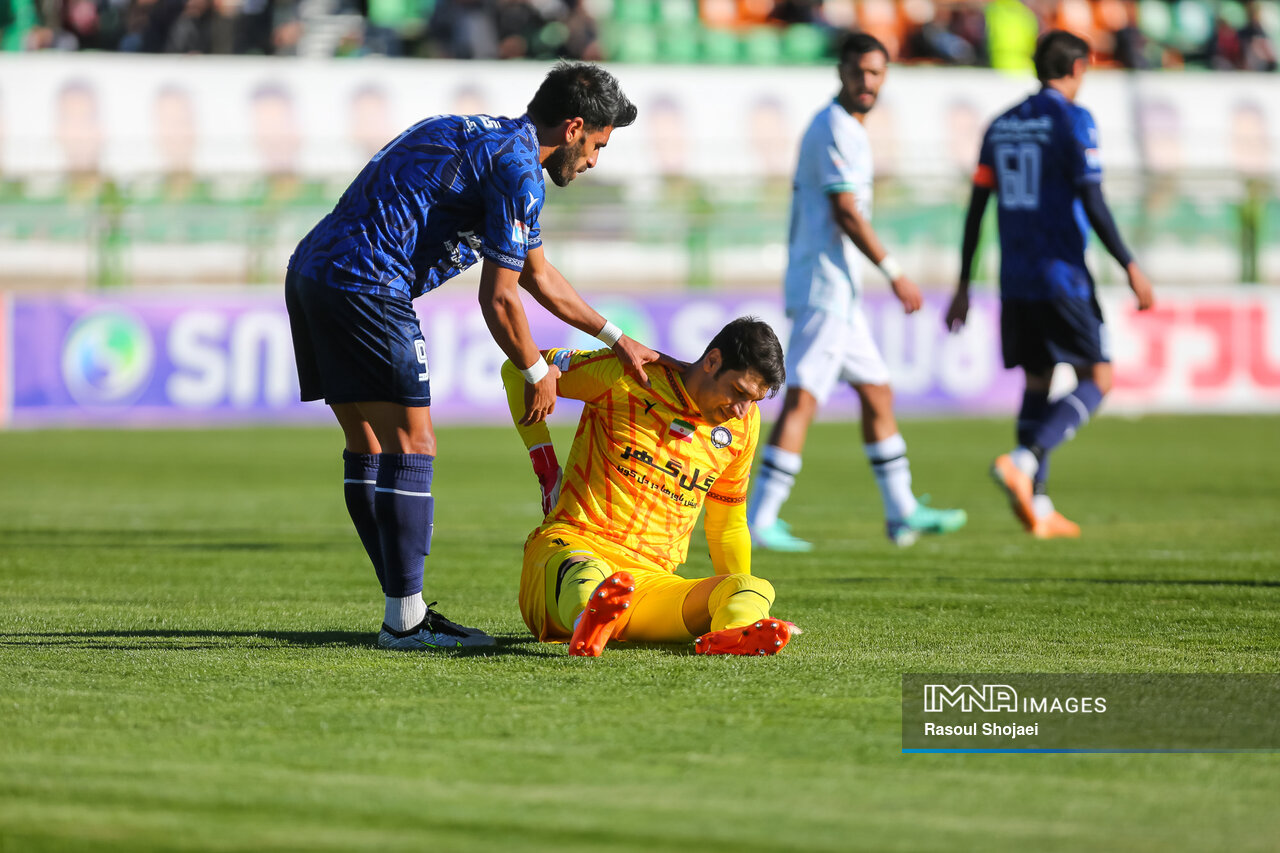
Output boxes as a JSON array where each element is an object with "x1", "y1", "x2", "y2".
[{"x1": 423, "y1": 601, "x2": 470, "y2": 637}]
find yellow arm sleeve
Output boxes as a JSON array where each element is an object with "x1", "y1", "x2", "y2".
[
  {"x1": 500, "y1": 356, "x2": 553, "y2": 451},
  {"x1": 704, "y1": 499, "x2": 751, "y2": 576}
]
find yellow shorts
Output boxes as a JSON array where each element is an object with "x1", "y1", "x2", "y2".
[{"x1": 520, "y1": 524, "x2": 722, "y2": 644}]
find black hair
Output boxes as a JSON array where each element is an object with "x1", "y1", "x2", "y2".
[
  {"x1": 838, "y1": 31, "x2": 889, "y2": 65},
  {"x1": 701, "y1": 316, "x2": 786, "y2": 397},
  {"x1": 526, "y1": 61, "x2": 638, "y2": 131},
  {"x1": 1034, "y1": 30, "x2": 1091, "y2": 82}
]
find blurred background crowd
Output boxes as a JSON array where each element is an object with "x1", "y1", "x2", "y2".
[{"x1": 1, "y1": 0, "x2": 1276, "y2": 70}]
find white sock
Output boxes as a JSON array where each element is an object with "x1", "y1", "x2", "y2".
[
  {"x1": 1033, "y1": 494, "x2": 1055, "y2": 520},
  {"x1": 385, "y1": 593, "x2": 426, "y2": 633},
  {"x1": 865, "y1": 434, "x2": 918, "y2": 523},
  {"x1": 1010, "y1": 446, "x2": 1039, "y2": 479},
  {"x1": 748, "y1": 446, "x2": 802, "y2": 529}
]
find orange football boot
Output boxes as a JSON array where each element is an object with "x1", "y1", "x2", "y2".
[
  {"x1": 568, "y1": 571, "x2": 635, "y2": 657},
  {"x1": 990, "y1": 454, "x2": 1036, "y2": 530},
  {"x1": 1032, "y1": 511, "x2": 1081, "y2": 539},
  {"x1": 695, "y1": 619, "x2": 795, "y2": 656}
]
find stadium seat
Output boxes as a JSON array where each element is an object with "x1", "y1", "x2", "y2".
[
  {"x1": 700, "y1": 27, "x2": 742, "y2": 63},
  {"x1": 1172, "y1": 0, "x2": 1214, "y2": 51},
  {"x1": 656, "y1": 24, "x2": 701, "y2": 62},
  {"x1": 781, "y1": 23, "x2": 830, "y2": 64},
  {"x1": 657, "y1": 0, "x2": 698, "y2": 25},
  {"x1": 1218, "y1": 0, "x2": 1248, "y2": 29},
  {"x1": 1137, "y1": 0, "x2": 1173, "y2": 43},
  {"x1": 612, "y1": 24, "x2": 660, "y2": 62},
  {"x1": 614, "y1": 0, "x2": 660, "y2": 24},
  {"x1": 741, "y1": 26, "x2": 783, "y2": 64}
]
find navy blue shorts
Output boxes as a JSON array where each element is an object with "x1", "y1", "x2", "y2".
[
  {"x1": 285, "y1": 268, "x2": 432, "y2": 406},
  {"x1": 1000, "y1": 297, "x2": 1109, "y2": 373}
]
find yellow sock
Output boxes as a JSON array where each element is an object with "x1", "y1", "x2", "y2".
[
  {"x1": 706, "y1": 575, "x2": 775, "y2": 631},
  {"x1": 554, "y1": 557, "x2": 610, "y2": 632}
]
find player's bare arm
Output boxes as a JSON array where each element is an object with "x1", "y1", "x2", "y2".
[
  {"x1": 1126, "y1": 262, "x2": 1155, "y2": 311},
  {"x1": 518, "y1": 245, "x2": 658, "y2": 387},
  {"x1": 479, "y1": 258, "x2": 560, "y2": 424},
  {"x1": 828, "y1": 191, "x2": 922, "y2": 314},
  {"x1": 947, "y1": 184, "x2": 993, "y2": 332}
]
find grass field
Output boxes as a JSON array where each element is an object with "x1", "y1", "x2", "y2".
[{"x1": 2, "y1": 416, "x2": 1278, "y2": 852}]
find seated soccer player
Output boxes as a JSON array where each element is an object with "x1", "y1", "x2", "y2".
[{"x1": 500, "y1": 316, "x2": 799, "y2": 657}]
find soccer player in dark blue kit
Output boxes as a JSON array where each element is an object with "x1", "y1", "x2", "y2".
[
  {"x1": 286, "y1": 62, "x2": 660, "y2": 649},
  {"x1": 945, "y1": 31, "x2": 1155, "y2": 539}
]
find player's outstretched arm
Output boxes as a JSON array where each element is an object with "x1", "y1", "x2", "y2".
[
  {"x1": 518, "y1": 246, "x2": 658, "y2": 387},
  {"x1": 828, "y1": 191, "x2": 922, "y2": 314},
  {"x1": 704, "y1": 500, "x2": 752, "y2": 576},
  {"x1": 947, "y1": 185, "x2": 992, "y2": 333},
  {"x1": 481, "y1": 259, "x2": 559, "y2": 424}
]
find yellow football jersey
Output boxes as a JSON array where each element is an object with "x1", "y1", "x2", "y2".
[{"x1": 536, "y1": 347, "x2": 759, "y2": 572}]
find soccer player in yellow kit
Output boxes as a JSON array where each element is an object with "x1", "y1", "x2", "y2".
[{"x1": 500, "y1": 317, "x2": 798, "y2": 656}]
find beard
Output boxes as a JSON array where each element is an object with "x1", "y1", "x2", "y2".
[
  {"x1": 850, "y1": 92, "x2": 877, "y2": 114},
  {"x1": 544, "y1": 136, "x2": 586, "y2": 187}
]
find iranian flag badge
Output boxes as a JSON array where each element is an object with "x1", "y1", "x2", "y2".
[{"x1": 667, "y1": 418, "x2": 696, "y2": 443}]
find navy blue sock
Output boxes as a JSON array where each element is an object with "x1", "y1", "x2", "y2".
[
  {"x1": 1016, "y1": 389, "x2": 1050, "y2": 448},
  {"x1": 342, "y1": 450, "x2": 385, "y2": 592},
  {"x1": 374, "y1": 453, "x2": 434, "y2": 599},
  {"x1": 1030, "y1": 380, "x2": 1105, "y2": 458}
]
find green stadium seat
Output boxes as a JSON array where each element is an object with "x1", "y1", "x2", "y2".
[
  {"x1": 781, "y1": 23, "x2": 830, "y2": 64},
  {"x1": 613, "y1": 0, "x2": 659, "y2": 24},
  {"x1": 699, "y1": 28, "x2": 741, "y2": 64},
  {"x1": 655, "y1": 0, "x2": 697, "y2": 26},
  {"x1": 1217, "y1": 0, "x2": 1248, "y2": 29},
  {"x1": 1172, "y1": 0, "x2": 1214, "y2": 51},
  {"x1": 1137, "y1": 0, "x2": 1173, "y2": 43},
  {"x1": 656, "y1": 25, "x2": 701, "y2": 63},
  {"x1": 611, "y1": 24, "x2": 660, "y2": 62},
  {"x1": 741, "y1": 26, "x2": 783, "y2": 64}
]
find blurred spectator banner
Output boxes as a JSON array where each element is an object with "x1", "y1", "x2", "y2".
[
  {"x1": 1, "y1": 54, "x2": 1278, "y2": 182},
  {"x1": 4, "y1": 287, "x2": 1280, "y2": 427}
]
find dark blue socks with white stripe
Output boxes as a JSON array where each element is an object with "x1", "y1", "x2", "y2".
[
  {"x1": 342, "y1": 450, "x2": 385, "y2": 591},
  {"x1": 1031, "y1": 380, "x2": 1104, "y2": 456},
  {"x1": 1012, "y1": 381, "x2": 1105, "y2": 491},
  {"x1": 375, "y1": 453, "x2": 434, "y2": 631}
]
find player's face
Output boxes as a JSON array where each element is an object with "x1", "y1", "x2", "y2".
[
  {"x1": 696, "y1": 364, "x2": 770, "y2": 425},
  {"x1": 839, "y1": 50, "x2": 887, "y2": 114},
  {"x1": 546, "y1": 125, "x2": 613, "y2": 187}
]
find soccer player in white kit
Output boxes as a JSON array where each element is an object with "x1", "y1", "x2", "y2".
[{"x1": 747, "y1": 32, "x2": 967, "y2": 549}]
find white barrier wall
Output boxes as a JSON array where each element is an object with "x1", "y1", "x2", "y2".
[{"x1": 2, "y1": 54, "x2": 1278, "y2": 182}]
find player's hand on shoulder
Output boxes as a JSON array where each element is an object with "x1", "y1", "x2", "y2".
[
  {"x1": 891, "y1": 275, "x2": 924, "y2": 315},
  {"x1": 521, "y1": 363, "x2": 562, "y2": 425},
  {"x1": 1126, "y1": 262, "x2": 1154, "y2": 311},
  {"x1": 613, "y1": 335, "x2": 657, "y2": 388},
  {"x1": 945, "y1": 286, "x2": 970, "y2": 332}
]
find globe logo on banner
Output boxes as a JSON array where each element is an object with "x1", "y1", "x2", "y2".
[{"x1": 61, "y1": 308, "x2": 155, "y2": 406}]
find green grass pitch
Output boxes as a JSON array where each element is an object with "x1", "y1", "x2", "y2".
[{"x1": 1, "y1": 416, "x2": 1277, "y2": 852}]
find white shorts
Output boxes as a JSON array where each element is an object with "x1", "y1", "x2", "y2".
[{"x1": 785, "y1": 305, "x2": 891, "y2": 404}]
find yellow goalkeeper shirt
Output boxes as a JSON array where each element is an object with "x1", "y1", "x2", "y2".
[{"x1": 532, "y1": 348, "x2": 759, "y2": 572}]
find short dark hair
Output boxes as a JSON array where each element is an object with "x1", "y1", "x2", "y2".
[
  {"x1": 838, "y1": 31, "x2": 889, "y2": 65},
  {"x1": 1034, "y1": 30, "x2": 1090, "y2": 82},
  {"x1": 526, "y1": 62, "x2": 638, "y2": 131},
  {"x1": 701, "y1": 316, "x2": 785, "y2": 397}
]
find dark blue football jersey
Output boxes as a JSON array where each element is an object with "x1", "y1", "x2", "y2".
[
  {"x1": 976, "y1": 88, "x2": 1103, "y2": 302},
  {"x1": 290, "y1": 114, "x2": 544, "y2": 299}
]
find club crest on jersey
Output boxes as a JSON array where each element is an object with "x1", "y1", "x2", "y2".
[
  {"x1": 510, "y1": 220, "x2": 531, "y2": 247},
  {"x1": 711, "y1": 426, "x2": 732, "y2": 449},
  {"x1": 667, "y1": 418, "x2": 696, "y2": 443}
]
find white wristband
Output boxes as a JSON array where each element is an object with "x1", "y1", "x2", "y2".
[
  {"x1": 595, "y1": 320, "x2": 623, "y2": 347},
  {"x1": 519, "y1": 358, "x2": 549, "y2": 384},
  {"x1": 878, "y1": 255, "x2": 904, "y2": 282}
]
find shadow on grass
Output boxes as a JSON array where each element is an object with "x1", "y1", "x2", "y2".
[
  {"x1": 2, "y1": 528, "x2": 348, "y2": 552},
  {"x1": 0, "y1": 630, "x2": 562, "y2": 658}
]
